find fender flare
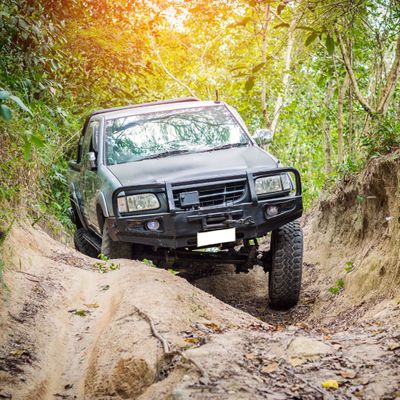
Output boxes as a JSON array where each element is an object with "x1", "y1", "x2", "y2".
[{"x1": 96, "y1": 192, "x2": 109, "y2": 232}]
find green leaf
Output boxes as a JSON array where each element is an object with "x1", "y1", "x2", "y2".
[
  {"x1": 9, "y1": 95, "x2": 33, "y2": 115},
  {"x1": 252, "y1": 62, "x2": 266, "y2": 74},
  {"x1": 326, "y1": 35, "x2": 335, "y2": 55},
  {"x1": 0, "y1": 104, "x2": 12, "y2": 121},
  {"x1": 30, "y1": 135, "x2": 45, "y2": 148},
  {"x1": 0, "y1": 90, "x2": 10, "y2": 100},
  {"x1": 23, "y1": 141, "x2": 32, "y2": 160},
  {"x1": 245, "y1": 76, "x2": 255, "y2": 92},
  {"x1": 305, "y1": 32, "x2": 319, "y2": 46}
]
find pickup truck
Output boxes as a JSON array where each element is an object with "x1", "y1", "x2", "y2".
[{"x1": 68, "y1": 97, "x2": 303, "y2": 309}]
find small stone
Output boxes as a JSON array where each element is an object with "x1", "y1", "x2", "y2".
[
  {"x1": 387, "y1": 342, "x2": 400, "y2": 351},
  {"x1": 340, "y1": 369, "x2": 357, "y2": 379}
]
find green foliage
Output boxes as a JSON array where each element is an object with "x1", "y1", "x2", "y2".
[
  {"x1": 0, "y1": 90, "x2": 32, "y2": 121},
  {"x1": 72, "y1": 309, "x2": 90, "y2": 317},
  {"x1": 94, "y1": 253, "x2": 120, "y2": 273},
  {"x1": 142, "y1": 258, "x2": 155, "y2": 267},
  {"x1": 328, "y1": 278, "x2": 345, "y2": 295},
  {"x1": 168, "y1": 268, "x2": 178, "y2": 276},
  {"x1": 0, "y1": 0, "x2": 399, "y2": 235},
  {"x1": 344, "y1": 261, "x2": 354, "y2": 273}
]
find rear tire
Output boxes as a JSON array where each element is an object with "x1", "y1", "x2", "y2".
[
  {"x1": 268, "y1": 220, "x2": 303, "y2": 310},
  {"x1": 101, "y1": 222, "x2": 132, "y2": 259},
  {"x1": 74, "y1": 228, "x2": 99, "y2": 258}
]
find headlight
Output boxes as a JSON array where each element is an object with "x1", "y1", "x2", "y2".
[
  {"x1": 255, "y1": 173, "x2": 293, "y2": 195},
  {"x1": 117, "y1": 193, "x2": 160, "y2": 213}
]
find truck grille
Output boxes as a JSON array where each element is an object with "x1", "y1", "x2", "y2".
[{"x1": 172, "y1": 179, "x2": 248, "y2": 209}]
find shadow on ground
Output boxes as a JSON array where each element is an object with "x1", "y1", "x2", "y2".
[{"x1": 191, "y1": 263, "x2": 319, "y2": 327}]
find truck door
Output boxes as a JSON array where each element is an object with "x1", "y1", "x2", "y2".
[{"x1": 79, "y1": 119, "x2": 102, "y2": 234}]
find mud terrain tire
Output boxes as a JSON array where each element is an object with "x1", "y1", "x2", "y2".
[
  {"x1": 74, "y1": 228, "x2": 99, "y2": 258},
  {"x1": 269, "y1": 220, "x2": 303, "y2": 310},
  {"x1": 101, "y1": 222, "x2": 132, "y2": 259}
]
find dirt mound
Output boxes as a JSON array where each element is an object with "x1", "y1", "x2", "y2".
[
  {"x1": 304, "y1": 150, "x2": 400, "y2": 322},
  {"x1": 1, "y1": 224, "x2": 399, "y2": 399}
]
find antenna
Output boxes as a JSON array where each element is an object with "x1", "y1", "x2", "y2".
[{"x1": 215, "y1": 89, "x2": 220, "y2": 103}]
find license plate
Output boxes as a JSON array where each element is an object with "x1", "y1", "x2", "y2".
[{"x1": 197, "y1": 228, "x2": 236, "y2": 247}]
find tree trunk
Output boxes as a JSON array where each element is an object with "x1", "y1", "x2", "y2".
[
  {"x1": 337, "y1": 74, "x2": 349, "y2": 164},
  {"x1": 269, "y1": 13, "x2": 299, "y2": 134},
  {"x1": 323, "y1": 82, "x2": 334, "y2": 176},
  {"x1": 261, "y1": 3, "x2": 271, "y2": 127},
  {"x1": 348, "y1": 85, "x2": 354, "y2": 159}
]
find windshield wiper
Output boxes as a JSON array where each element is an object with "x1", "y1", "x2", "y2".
[
  {"x1": 136, "y1": 149, "x2": 191, "y2": 161},
  {"x1": 199, "y1": 142, "x2": 249, "y2": 153}
]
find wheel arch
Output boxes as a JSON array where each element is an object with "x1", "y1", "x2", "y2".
[{"x1": 96, "y1": 191, "x2": 109, "y2": 233}]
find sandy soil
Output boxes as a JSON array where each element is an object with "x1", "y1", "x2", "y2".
[{"x1": 0, "y1": 224, "x2": 399, "y2": 400}]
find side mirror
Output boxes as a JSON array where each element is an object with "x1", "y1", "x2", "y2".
[
  {"x1": 253, "y1": 128, "x2": 273, "y2": 145},
  {"x1": 87, "y1": 151, "x2": 97, "y2": 170}
]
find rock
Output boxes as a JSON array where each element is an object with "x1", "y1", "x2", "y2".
[
  {"x1": 184, "y1": 348, "x2": 210, "y2": 359},
  {"x1": 387, "y1": 342, "x2": 400, "y2": 351},
  {"x1": 287, "y1": 336, "x2": 332, "y2": 365},
  {"x1": 340, "y1": 369, "x2": 357, "y2": 379},
  {"x1": 347, "y1": 344, "x2": 386, "y2": 363}
]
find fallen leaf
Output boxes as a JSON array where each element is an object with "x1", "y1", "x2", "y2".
[
  {"x1": 244, "y1": 353, "x2": 257, "y2": 360},
  {"x1": 261, "y1": 362, "x2": 278, "y2": 374},
  {"x1": 84, "y1": 303, "x2": 99, "y2": 309},
  {"x1": 204, "y1": 322, "x2": 223, "y2": 333},
  {"x1": 184, "y1": 337, "x2": 200, "y2": 344},
  {"x1": 73, "y1": 309, "x2": 89, "y2": 317},
  {"x1": 296, "y1": 321, "x2": 310, "y2": 330},
  {"x1": 321, "y1": 379, "x2": 339, "y2": 389}
]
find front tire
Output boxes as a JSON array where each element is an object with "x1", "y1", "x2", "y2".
[
  {"x1": 74, "y1": 228, "x2": 99, "y2": 258},
  {"x1": 268, "y1": 220, "x2": 303, "y2": 310},
  {"x1": 101, "y1": 222, "x2": 132, "y2": 259}
]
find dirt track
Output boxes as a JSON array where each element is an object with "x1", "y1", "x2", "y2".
[{"x1": 0, "y1": 225, "x2": 400, "y2": 400}]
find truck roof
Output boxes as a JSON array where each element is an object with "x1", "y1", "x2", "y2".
[{"x1": 89, "y1": 97, "x2": 203, "y2": 118}]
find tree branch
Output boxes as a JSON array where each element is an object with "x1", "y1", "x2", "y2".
[
  {"x1": 336, "y1": 30, "x2": 376, "y2": 116},
  {"x1": 151, "y1": 40, "x2": 197, "y2": 98},
  {"x1": 377, "y1": 34, "x2": 400, "y2": 114}
]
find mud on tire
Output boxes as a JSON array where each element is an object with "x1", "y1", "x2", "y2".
[
  {"x1": 269, "y1": 220, "x2": 303, "y2": 310},
  {"x1": 74, "y1": 228, "x2": 99, "y2": 258},
  {"x1": 101, "y1": 222, "x2": 132, "y2": 259}
]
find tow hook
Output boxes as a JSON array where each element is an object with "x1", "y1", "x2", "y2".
[{"x1": 224, "y1": 216, "x2": 255, "y2": 227}]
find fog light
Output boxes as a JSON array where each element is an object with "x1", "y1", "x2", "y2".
[
  {"x1": 266, "y1": 206, "x2": 279, "y2": 217},
  {"x1": 146, "y1": 220, "x2": 160, "y2": 231}
]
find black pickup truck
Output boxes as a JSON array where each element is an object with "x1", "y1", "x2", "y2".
[{"x1": 68, "y1": 97, "x2": 303, "y2": 309}]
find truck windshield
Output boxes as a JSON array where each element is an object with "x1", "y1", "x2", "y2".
[{"x1": 105, "y1": 105, "x2": 250, "y2": 164}]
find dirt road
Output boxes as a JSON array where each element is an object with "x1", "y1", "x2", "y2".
[{"x1": 0, "y1": 225, "x2": 399, "y2": 399}]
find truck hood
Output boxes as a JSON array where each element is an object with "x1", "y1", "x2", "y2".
[{"x1": 107, "y1": 146, "x2": 278, "y2": 187}]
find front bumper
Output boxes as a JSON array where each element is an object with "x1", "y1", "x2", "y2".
[{"x1": 106, "y1": 167, "x2": 303, "y2": 249}]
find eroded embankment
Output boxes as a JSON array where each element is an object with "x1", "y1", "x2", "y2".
[
  {"x1": 302, "y1": 150, "x2": 400, "y2": 325},
  {"x1": 0, "y1": 223, "x2": 399, "y2": 400}
]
